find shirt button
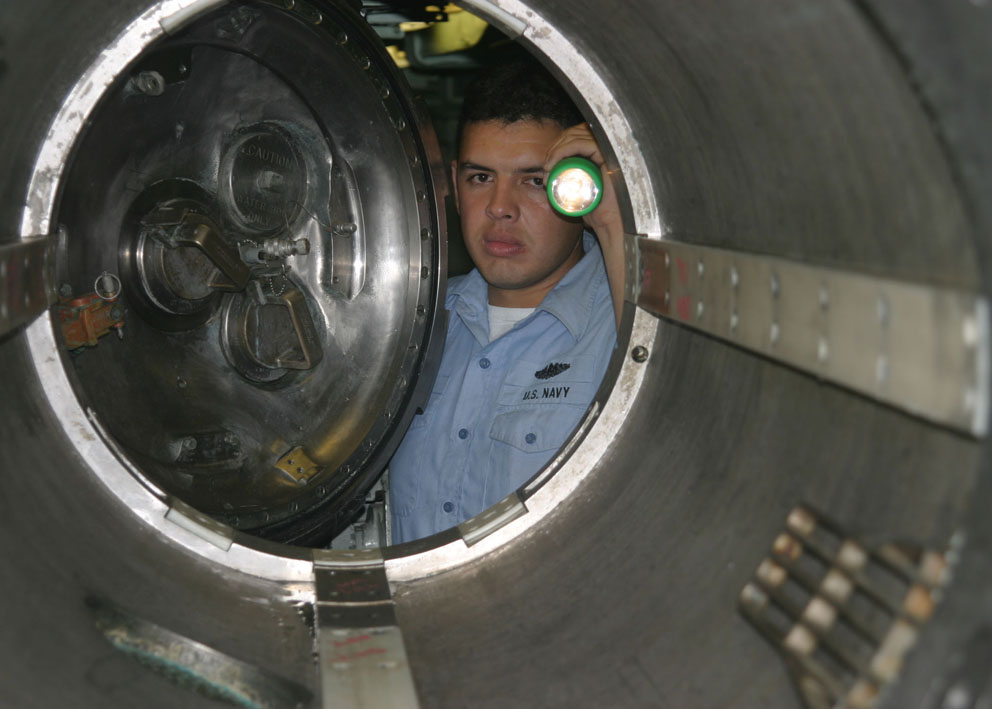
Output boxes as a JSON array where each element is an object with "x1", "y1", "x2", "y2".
[
  {"x1": 443, "y1": 501, "x2": 454, "y2": 513},
  {"x1": 525, "y1": 432, "x2": 537, "y2": 444},
  {"x1": 458, "y1": 428, "x2": 469, "y2": 439},
  {"x1": 479, "y1": 358, "x2": 491, "y2": 369}
]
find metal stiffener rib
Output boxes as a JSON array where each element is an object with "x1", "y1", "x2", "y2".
[
  {"x1": 0, "y1": 237, "x2": 54, "y2": 338},
  {"x1": 739, "y1": 505, "x2": 952, "y2": 709},
  {"x1": 634, "y1": 237, "x2": 989, "y2": 437},
  {"x1": 313, "y1": 550, "x2": 419, "y2": 709}
]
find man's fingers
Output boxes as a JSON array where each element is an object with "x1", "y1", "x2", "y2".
[
  {"x1": 544, "y1": 123, "x2": 603, "y2": 172},
  {"x1": 544, "y1": 142, "x2": 603, "y2": 173}
]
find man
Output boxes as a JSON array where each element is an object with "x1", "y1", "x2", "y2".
[{"x1": 389, "y1": 60, "x2": 624, "y2": 544}]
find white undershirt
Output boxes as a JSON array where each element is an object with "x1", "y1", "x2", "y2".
[{"x1": 488, "y1": 305, "x2": 535, "y2": 342}]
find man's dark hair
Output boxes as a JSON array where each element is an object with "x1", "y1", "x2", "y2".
[{"x1": 456, "y1": 59, "x2": 584, "y2": 151}]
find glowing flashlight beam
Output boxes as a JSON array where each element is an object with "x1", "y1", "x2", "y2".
[{"x1": 547, "y1": 157, "x2": 603, "y2": 217}]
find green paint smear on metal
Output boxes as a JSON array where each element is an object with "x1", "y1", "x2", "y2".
[{"x1": 107, "y1": 637, "x2": 262, "y2": 709}]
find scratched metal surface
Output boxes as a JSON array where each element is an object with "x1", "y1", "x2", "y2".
[
  {"x1": 1, "y1": 0, "x2": 991, "y2": 708},
  {"x1": 0, "y1": 333, "x2": 319, "y2": 708},
  {"x1": 396, "y1": 321, "x2": 980, "y2": 706},
  {"x1": 0, "y1": 2, "x2": 320, "y2": 707},
  {"x1": 390, "y1": 0, "x2": 990, "y2": 707}
]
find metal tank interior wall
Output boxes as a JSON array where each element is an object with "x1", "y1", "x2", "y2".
[{"x1": 1, "y1": 1, "x2": 991, "y2": 707}]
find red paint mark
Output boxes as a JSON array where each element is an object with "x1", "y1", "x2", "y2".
[
  {"x1": 330, "y1": 647, "x2": 388, "y2": 662},
  {"x1": 677, "y1": 257, "x2": 689, "y2": 286},
  {"x1": 334, "y1": 634, "x2": 372, "y2": 648},
  {"x1": 336, "y1": 578, "x2": 380, "y2": 593},
  {"x1": 677, "y1": 295, "x2": 691, "y2": 321}
]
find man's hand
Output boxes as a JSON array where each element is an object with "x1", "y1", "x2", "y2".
[{"x1": 544, "y1": 123, "x2": 625, "y2": 329}]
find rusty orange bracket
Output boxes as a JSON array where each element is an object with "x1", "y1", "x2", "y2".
[{"x1": 56, "y1": 293, "x2": 123, "y2": 348}]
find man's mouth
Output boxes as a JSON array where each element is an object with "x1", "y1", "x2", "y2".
[{"x1": 482, "y1": 235, "x2": 525, "y2": 258}]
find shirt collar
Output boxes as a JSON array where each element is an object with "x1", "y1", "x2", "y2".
[
  {"x1": 447, "y1": 231, "x2": 606, "y2": 345},
  {"x1": 447, "y1": 269, "x2": 490, "y2": 345}
]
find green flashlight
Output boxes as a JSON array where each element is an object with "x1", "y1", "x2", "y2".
[{"x1": 547, "y1": 157, "x2": 603, "y2": 217}]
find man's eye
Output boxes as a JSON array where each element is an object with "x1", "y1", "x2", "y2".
[
  {"x1": 527, "y1": 176, "x2": 545, "y2": 187},
  {"x1": 468, "y1": 173, "x2": 491, "y2": 184}
]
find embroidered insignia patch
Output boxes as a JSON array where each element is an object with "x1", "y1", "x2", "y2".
[{"x1": 534, "y1": 362, "x2": 571, "y2": 380}]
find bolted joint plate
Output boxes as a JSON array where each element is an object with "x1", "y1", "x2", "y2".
[
  {"x1": 313, "y1": 555, "x2": 419, "y2": 708},
  {"x1": 1, "y1": 237, "x2": 55, "y2": 339},
  {"x1": 637, "y1": 238, "x2": 989, "y2": 437}
]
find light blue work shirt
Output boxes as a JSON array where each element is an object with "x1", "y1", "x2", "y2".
[{"x1": 389, "y1": 233, "x2": 617, "y2": 544}]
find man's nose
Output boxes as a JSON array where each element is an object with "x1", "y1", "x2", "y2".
[{"x1": 485, "y1": 181, "x2": 519, "y2": 220}]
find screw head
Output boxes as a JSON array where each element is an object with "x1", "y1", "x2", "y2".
[{"x1": 134, "y1": 71, "x2": 165, "y2": 96}]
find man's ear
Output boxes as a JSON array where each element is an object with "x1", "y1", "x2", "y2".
[{"x1": 449, "y1": 160, "x2": 460, "y2": 214}]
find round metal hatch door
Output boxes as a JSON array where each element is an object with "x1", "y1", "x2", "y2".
[{"x1": 46, "y1": 0, "x2": 447, "y2": 545}]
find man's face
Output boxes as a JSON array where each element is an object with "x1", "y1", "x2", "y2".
[{"x1": 452, "y1": 119, "x2": 584, "y2": 307}]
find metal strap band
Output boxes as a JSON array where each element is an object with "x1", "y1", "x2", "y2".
[
  {"x1": 636, "y1": 237, "x2": 988, "y2": 436},
  {"x1": 313, "y1": 552, "x2": 419, "y2": 708},
  {"x1": 1, "y1": 237, "x2": 54, "y2": 338}
]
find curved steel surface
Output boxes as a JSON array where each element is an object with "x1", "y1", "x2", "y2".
[
  {"x1": 1, "y1": 1, "x2": 991, "y2": 708},
  {"x1": 47, "y1": 1, "x2": 446, "y2": 542}
]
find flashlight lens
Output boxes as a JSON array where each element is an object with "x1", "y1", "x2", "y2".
[
  {"x1": 552, "y1": 168, "x2": 600, "y2": 212},
  {"x1": 547, "y1": 157, "x2": 603, "y2": 216}
]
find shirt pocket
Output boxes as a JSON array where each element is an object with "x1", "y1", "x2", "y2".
[
  {"x1": 483, "y1": 404, "x2": 586, "y2": 509},
  {"x1": 489, "y1": 407, "x2": 580, "y2": 453},
  {"x1": 496, "y1": 355, "x2": 598, "y2": 409}
]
